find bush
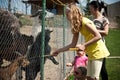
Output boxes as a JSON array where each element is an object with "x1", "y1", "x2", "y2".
[{"x1": 67, "y1": 74, "x2": 74, "y2": 80}]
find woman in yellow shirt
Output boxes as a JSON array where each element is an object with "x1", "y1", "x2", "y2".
[{"x1": 52, "y1": 3, "x2": 110, "y2": 80}]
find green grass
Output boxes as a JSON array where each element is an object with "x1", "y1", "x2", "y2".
[
  {"x1": 105, "y1": 28, "x2": 120, "y2": 56},
  {"x1": 106, "y1": 28, "x2": 120, "y2": 80},
  {"x1": 106, "y1": 58, "x2": 120, "y2": 80}
]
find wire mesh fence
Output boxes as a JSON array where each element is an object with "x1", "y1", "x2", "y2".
[{"x1": 0, "y1": 0, "x2": 84, "y2": 80}]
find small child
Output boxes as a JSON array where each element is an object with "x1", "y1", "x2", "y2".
[
  {"x1": 66, "y1": 49, "x2": 88, "y2": 71},
  {"x1": 65, "y1": 49, "x2": 88, "y2": 80},
  {"x1": 74, "y1": 66, "x2": 96, "y2": 80},
  {"x1": 74, "y1": 66, "x2": 87, "y2": 80}
]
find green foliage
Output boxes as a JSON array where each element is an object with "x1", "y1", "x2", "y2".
[
  {"x1": 67, "y1": 74, "x2": 75, "y2": 80},
  {"x1": 83, "y1": 4, "x2": 90, "y2": 15}
]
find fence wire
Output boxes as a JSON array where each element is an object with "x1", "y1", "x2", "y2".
[{"x1": 0, "y1": 0, "x2": 84, "y2": 80}]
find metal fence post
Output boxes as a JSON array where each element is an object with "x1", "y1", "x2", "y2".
[{"x1": 40, "y1": 0, "x2": 46, "y2": 80}]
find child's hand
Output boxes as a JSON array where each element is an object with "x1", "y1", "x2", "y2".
[{"x1": 66, "y1": 63, "x2": 72, "y2": 67}]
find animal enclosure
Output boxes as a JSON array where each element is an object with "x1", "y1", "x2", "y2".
[{"x1": 0, "y1": 0, "x2": 84, "y2": 80}]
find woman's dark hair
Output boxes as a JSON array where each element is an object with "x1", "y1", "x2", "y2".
[
  {"x1": 88, "y1": 1, "x2": 107, "y2": 16},
  {"x1": 88, "y1": 1, "x2": 102, "y2": 11}
]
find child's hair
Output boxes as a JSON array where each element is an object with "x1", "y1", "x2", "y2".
[
  {"x1": 78, "y1": 66, "x2": 87, "y2": 76},
  {"x1": 67, "y1": 3, "x2": 83, "y2": 34}
]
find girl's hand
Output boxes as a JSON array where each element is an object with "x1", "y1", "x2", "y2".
[
  {"x1": 66, "y1": 63, "x2": 72, "y2": 67},
  {"x1": 51, "y1": 51, "x2": 59, "y2": 56}
]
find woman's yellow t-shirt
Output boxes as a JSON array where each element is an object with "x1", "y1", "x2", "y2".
[{"x1": 80, "y1": 17, "x2": 110, "y2": 60}]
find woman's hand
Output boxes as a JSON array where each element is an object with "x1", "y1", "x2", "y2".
[{"x1": 76, "y1": 44, "x2": 85, "y2": 51}]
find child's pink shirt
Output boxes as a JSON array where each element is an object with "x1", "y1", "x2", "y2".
[{"x1": 74, "y1": 55, "x2": 88, "y2": 70}]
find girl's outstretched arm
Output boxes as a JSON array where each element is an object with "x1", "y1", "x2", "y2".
[{"x1": 52, "y1": 33, "x2": 79, "y2": 56}]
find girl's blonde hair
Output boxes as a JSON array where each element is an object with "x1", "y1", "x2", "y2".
[{"x1": 67, "y1": 3, "x2": 83, "y2": 34}]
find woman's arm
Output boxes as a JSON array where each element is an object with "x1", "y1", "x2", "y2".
[
  {"x1": 98, "y1": 23, "x2": 109, "y2": 36},
  {"x1": 82, "y1": 23, "x2": 102, "y2": 47},
  {"x1": 52, "y1": 33, "x2": 79, "y2": 56}
]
